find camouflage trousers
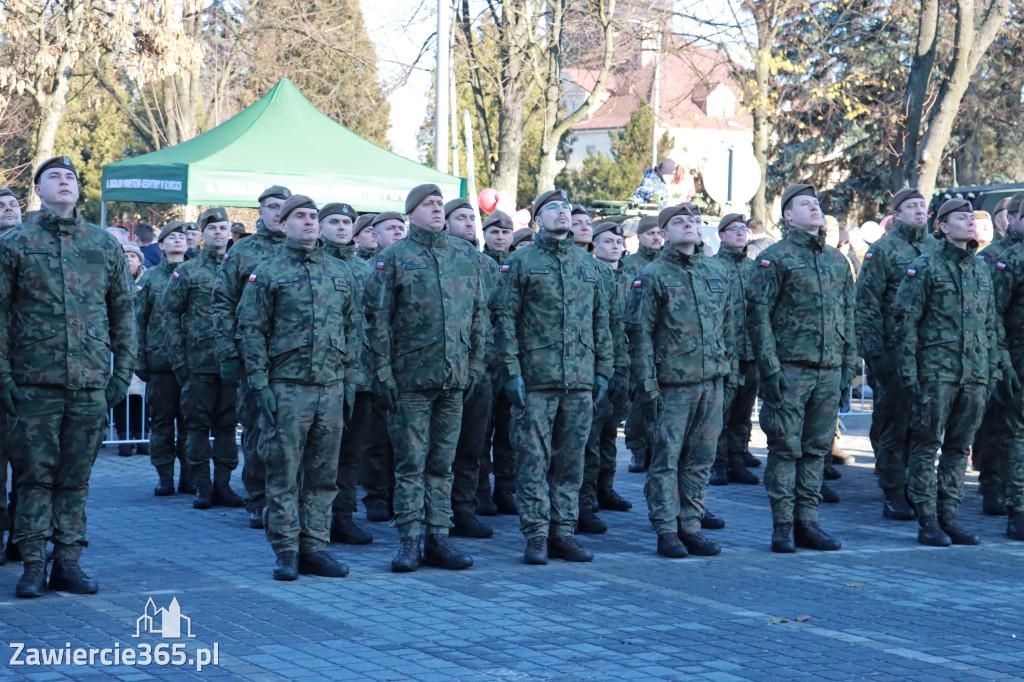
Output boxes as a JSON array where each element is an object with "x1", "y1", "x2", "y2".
[
  {"x1": 512, "y1": 389, "x2": 592, "y2": 540},
  {"x1": 9, "y1": 386, "x2": 106, "y2": 562},
  {"x1": 581, "y1": 394, "x2": 626, "y2": 510},
  {"x1": 908, "y1": 381, "x2": 986, "y2": 517},
  {"x1": 646, "y1": 380, "x2": 724, "y2": 535},
  {"x1": 237, "y1": 370, "x2": 266, "y2": 513},
  {"x1": 358, "y1": 404, "x2": 394, "y2": 510},
  {"x1": 478, "y1": 373, "x2": 515, "y2": 495},
  {"x1": 388, "y1": 389, "x2": 463, "y2": 537},
  {"x1": 624, "y1": 401, "x2": 649, "y2": 459},
  {"x1": 760, "y1": 364, "x2": 841, "y2": 523},
  {"x1": 258, "y1": 382, "x2": 343, "y2": 555},
  {"x1": 998, "y1": 396, "x2": 1024, "y2": 511},
  {"x1": 334, "y1": 391, "x2": 373, "y2": 516},
  {"x1": 146, "y1": 372, "x2": 184, "y2": 475},
  {"x1": 972, "y1": 394, "x2": 1007, "y2": 495},
  {"x1": 872, "y1": 370, "x2": 914, "y2": 492},
  {"x1": 715, "y1": 361, "x2": 759, "y2": 468},
  {"x1": 0, "y1": 415, "x2": 9, "y2": 532},
  {"x1": 452, "y1": 374, "x2": 492, "y2": 515},
  {"x1": 180, "y1": 373, "x2": 239, "y2": 487}
]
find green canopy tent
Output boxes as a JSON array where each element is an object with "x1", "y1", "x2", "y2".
[{"x1": 101, "y1": 78, "x2": 465, "y2": 223}]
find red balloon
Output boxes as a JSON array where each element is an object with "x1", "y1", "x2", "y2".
[{"x1": 478, "y1": 188, "x2": 499, "y2": 213}]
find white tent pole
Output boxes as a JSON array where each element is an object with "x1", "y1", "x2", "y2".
[
  {"x1": 463, "y1": 109, "x2": 480, "y2": 247},
  {"x1": 434, "y1": 0, "x2": 450, "y2": 173}
]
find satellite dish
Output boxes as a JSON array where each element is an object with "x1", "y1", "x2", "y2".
[{"x1": 702, "y1": 147, "x2": 761, "y2": 206}]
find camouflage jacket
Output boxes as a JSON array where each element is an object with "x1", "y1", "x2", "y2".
[
  {"x1": 324, "y1": 240, "x2": 373, "y2": 391},
  {"x1": 993, "y1": 242, "x2": 1024, "y2": 370},
  {"x1": 711, "y1": 244, "x2": 753, "y2": 362},
  {"x1": 356, "y1": 245, "x2": 376, "y2": 261},
  {"x1": 489, "y1": 229, "x2": 614, "y2": 390},
  {"x1": 746, "y1": 226, "x2": 857, "y2": 377},
  {"x1": 978, "y1": 228, "x2": 1024, "y2": 270},
  {"x1": 596, "y1": 259, "x2": 631, "y2": 381},
  {"x1": 453, "y1": 234, "x2": 501, "y2": 370},
  {"x1": 136, "y1": 259, "x2": 179, "y2": 372},
  {"x1": 212, "y1": 219, "x2": 286, "y2": 363},
  {"x1": 626, "y1": 245, "x2": 736, "y2": 390},
  {"x1": 622, "y1": 244, "x2": 660, "y2": 277},
  {"x1": 237, "y1": 240, "x2": 360, "y2": 390},
  {"x1": 363, "y1": 224, "x2": 487, "y2": 392},
  {"x1": 892, "y1": 238, "x2": 1002, "y2": 386},
  {"x1": 484, "y1": 248, "x2": 509, "y2": 266},
  {"x1": 855, "y1": 219, "x2": 933, "y2": 359},
  {"x1": 0, "y1": 206, "x2": 136, "y2": 388},
  {"x1": 160, "y1": 248, "x2": 224, "y2": 375}
]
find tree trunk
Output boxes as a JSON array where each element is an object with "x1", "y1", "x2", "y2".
[
  {"x1": 891, "y1": 0, "x2": 938, "y2": 191},
  {"x1": 29, "y1": 89, "x2": 71, "y2": 207},
  {"x1": 748, "y1": 3, "x2": 774, "y2": 224},
  {"x1": 493, "y1": 0, "x2": 531, "y2": 198}
]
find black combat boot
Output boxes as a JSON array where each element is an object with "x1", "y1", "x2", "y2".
[
  {"x1": 700, "y1": 510, "x2": 725, "y2": 530},
  {"x1": 49, "y1": 559, "x2": 99, "y2": 594},
  {"x1": 154, "y1": 472, "x2": 175, "y2": 497},
  {"x1": 982, "y1": 490, "x2": 1007, "y2": 516},
  {"x1": 771, "y1": 522, "x2": 796, "y2": 553},
  {"x1": 680, "y1": 531, "x2": 721, "y2": 556},
  {"x1": 549, "y1": 535, "x2": 593, "y2": 562},
  {"x1": 273, "y1": 551, "x2": 299, "y2": 581},
  {"x1": 177, "y1": 466, "x2": 196, "y2": 495},
  {"x1": 628, "y1": 450, "x2": 649, "y2": 473},
  {"x1": 16, "y1": 561, "x2": 47, "y2": 598},
  {"x1": 794, "y1": 520, "x2": 841, "y2": 550},
  {"x1": 423, "y1": 533, "x2": 473, "y2": 570},
  {"x1": 743, "y1": 451, "x2": 761, "y2": 468},
  {"x1": 820, "y1": 483, "x2": 840, "y2": 503},
  {"x1": 193, "y1": 484, "x2": 213, "y2": 510},
  {"x1": 365, "y1": 499, "x2": 391, "y2": 523},
  {"x1": 476, "y1": 489, "x2": 498, "y2": 516},
  {"x1": 917, "y1": 514, "x2": 951, "y2": 547},
  {"x1": 299, "y1": 550, "x2": 349, "y2": 577},
  {"x1": 657, "y1": 531, "x2": 688, "y2": 558},
  {"x1": 938, "y1": 511, "x2": 980, "y2": 545},
  {"x1": 576, "y1": 508, "x2": 607, "y2": 534},
  {"x1": 330, "y1": 514, "x2": 373, "y2": 545},
  {"x1": 823, "y1": 464, "x2": 842, "y2": 480},
  {"x1": 708, "y1": 462, "x2": 728, "y2": 486},
  {"x1": 450, "y1": 511, "x2": 494, "y2": 539},
  {"x1": 492, "y1": 489, "x2": 518, "y2": 515},
  {"x1": 391, "y1": 536, "x2": 421, "y2": 573},
  {"x1": 727, "y1": 462, "x2": 759, "y2": 485},
  {"x1": 212, "y1": 481, "x2": 244, "y2": 508},
  {"x1": 524, "y1": 536, "x2": 548, "y2": 564},
  {"x1": 882, "y1": 489, "x2": 915, "y2": 521},
  {"x1": 1007, "y1": 509, "x2": 1024, "y2": 541},
  {"x1": 597, "y1": 487, "x2": 632, "y2": 511}
]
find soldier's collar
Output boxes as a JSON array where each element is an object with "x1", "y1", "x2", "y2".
[
  {"x1": 941, "y1": 237, "x2": 978, "y2": 260},
  {"x1": 537, "y1": 229, "x2": 573, "y2": 253},
  {"x1": 484, "y1": 247, "x2": 509, "y2": 264},
  {"x1": 409, "y1": 223, "x2": 448, "y2": 248},
  {"x1": 663, "y1": 243, "x2": 703, "y2": 265},
  {"x1": 203, "y1": 247, "x2": 224, "y2": 263},
  {"x1": 637, "y1": 243, "x2": 660, "y2": 259},
  {"x1": 285, "y1": 238, "x2": 321, "y2": 262},
  {"x1": 716, "y1": 243, "x2": 747, "y2": 260},
  {"x1": 39, "y1": 205, "x2": 81, "y2": 234},
  {"x1": 892, "y1": 218, "x2": 926, "y2": 244},
  {"x1": 787, "y1": 225, "x2": 825, "y2": 250}
]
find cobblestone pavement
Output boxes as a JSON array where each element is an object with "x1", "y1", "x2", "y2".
[{"x1": 3, "y1": 409, "x2": 1024, "y2": 680}]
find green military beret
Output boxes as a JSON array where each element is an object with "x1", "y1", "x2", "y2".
[
  {"x1": 278, "y1": 194, "x2": 317, "y2": 223},
  {"x1": 780, "y1": 183, "x2": 818, "y2": 211},
  {"x1": 657, "y1": 203, "x2": 701, "y2": 229},
  {"x1": 444, "y1": 197, "x2": 473, "y2": 219},
  {"x1": 891, "y1": 187, "x2": 924, "y2": 212},
  {"x1": 994, "y1": 197, "x2": 1011, "y2": 215},
  {"x1": 372, "y1": 211, "x2": 405, "y2": 228},
  {"x1": 257, "y1": 185, "x2": 291, "y2": 203},
  {"x1": 157, "y1": 220, "x2": 186, "y2": 242},
  {"x1": 0, "y1": 187, "x2": 15, "y2": 199},
  {"x1": 531, "y1": 189, "x2": 570, "y2": 220},
  {"x1": 571, "y1": 204, "x2": 591, "y2": 217},
  {"x1": 34, "y1": 155, "x2": 77, "y2": 185},
  {"x1": 1009, "y1": 192, "x2": 1024, "y2": 218},
  {"x1": 318, "y1": 202, "x2": 357, "y2": 223},
  {"x1": 718, "y1": 213, "x2": 746, "y2": 232},
  {"x1": 482, "y1": 210, "x2": 513, "y2": 231},
  {"x1": 593, "y1": 222, "x2": 622, "y2": 239},
  {"x1": 198, "y1": 207, "x2": 229, "y2": 230},
  {"x1": 405, "y1": 184, "x2": 443, "y2": 214},
  {"x1": 183, "y1": 221, "x2": 199, "y2": 232},
  {"x1": 935, "y1": 198, "x2": 973, "y2": 224},
  {"x1": 636, "y1": 215, "x2": 659, "y2": 234},
  {"x1": 511, "y1": 227, "x2": 535, "y2": 249},
  {"x1": 353, "y1": 213, "x2": 376, "y2": 236}
]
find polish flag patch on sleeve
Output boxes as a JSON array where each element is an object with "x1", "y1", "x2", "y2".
[
  {"x1": 248, "y1": 273, "x2": 258, "y2": 282},
  {"x1": 906, "y1": 268, "x2": 916, "y2": 277},
  {"x1": 864, "y1": 252, "x2": 873, "y2": 260},
  {"x1": 500, "y1": 264, "x2": 510, "y2": 273},
  {"x1": 760, "y1": 259, "x2": 771, "y2": 267},
  {"x1": 172, "y1": 271, "x2": 180, "y2": 279},
  {"x1": 223, "y1": 253, "x2": 230, "y2": 261},
  {"x1": 997, "y1": 262, "x2": 1007, "y2": 271},
  {"x1": 632, "y1": 278, "x2": 642, "y2": 288},
  {"x1": 136, "y1": 284, "x2": 143, "y2": 292}
]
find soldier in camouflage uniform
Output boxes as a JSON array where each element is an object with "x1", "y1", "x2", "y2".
[
  {"x1": 570, "y1": 205, "x2": 594, "y2": 252},
  {"x1": 972, "y1": 192, "x2": 1024, "y2": 516},
  {"x1": 623, "y1": 215, "x2": 664, "y2": 474},
  {"x1": 318, "y1": 202, "x2": 374, "y2": 546},
  {"x1": 490, "y1": 189, "x2": 614, "y2": 565},
  {"x1": 372, "y1": 211, "x2": 407, "y2": 250},
  {"x1": 0, "y1": 187, "x2": 19, "y2": 564},
  {"x1": 135, "y1": 220, "x2": 191, "y2": 497},
  {"x1": 747, "y1": 184, "x2": 855, "y2": 553},
  {"x1": 353, "y1": 214, "x2": 377, "y2": 261},
  {"x1": 364, "y1": 185, "x2": 486, "y2": 573},
  {"x1": 626, "y1": 204, "x2": 735, "y2": 558},
  {"x1": 709, "y1": 214, "x2": 760, "y2": 487},
  {"x1": 0, "y1": 156, "x2": 136, "y2": 597},
  {"x1": 893, "y1": 198, "x2": 1002, "y2": 547},
  {"x1": 855, "y1": 188, "x2": 932, "y2": 521},
  {"x1": 237, "y1": 195, "x2": 360, "y2": 581},
  {"x1": 161, "y1": 208, "x2": 243, "y2": 510},
  {"x1": 477, "y1": 210, "x2": 517, "y2": 517},
  {"x1": 444, "y1": 198, "x2": 497, "y2": 538},
  {"x1": 212, "y1": 185, "x2": 290, "y2": 529}
]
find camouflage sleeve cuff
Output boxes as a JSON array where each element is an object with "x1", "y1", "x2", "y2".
[
  {"x1": 504, "y1": 360, "x2": 521, "y2": 380},
  {"x1": 640, "y1": 378, "x2": 659, "y2": 393},
  {"x1": 758, "y1": 356, "x2": 780, "y2": 378},
  {"x1": 375, "y1": 366, "x2": 394, "y2": 384},
  {"x1": 595, "y1": 360, "x2": 614, "y2": 382},
  {"x1": 246, "y1": 370, "x2": 269, "y2": 391}
]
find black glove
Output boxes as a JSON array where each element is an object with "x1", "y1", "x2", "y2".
[
  {"x1": 762, "y1": 371, "x2": 788, "y2": 405},
  {"x1": 840, "y1": 369, "x2": 854, "y2": 401},
  {"x1": 255, "y1": 386, "x2": 277, "y2": 426},
  {"x1": 465, "y1": 371, "x2": 480, "y2": 401},
  {"x1": 105, "y1": 375, "x2": 130, "y2": 408},
  {"x1": 869, "y1": 352, "x2": 894, "y2": 381},
  {"x1": 592, "y1": 374, "x2": 609, "y2": 406},
  {"x1": 173, "y1": 365, "x2": 189, "y2": 386},
  {"x1": 638, "y1": 390, "x2": 663, "y2": 423},
  {"x1": 1000, "y1": 367, "x2": 1021, "y2": 404},
  {"x1": 503, "y1": 376, "x2": 526, "y2": 410},
  {"x1": 344, "y1": 383, "x2": 356, "y2": 423},
  {"x1": 902, "y1": 378, "x2": 921, "y2": 401},
  {"x1": 0, "y1": 379, "x2": 24, "y2": 415},
  {"x1": 372, "y1": 376, "x2": 398, "y2": 413},
  {"x1": 135, "y1": 362, "x2": 151, "y2": 383},
  {"x1": 609, "y1": 373, "x2": 629, "y2": 410},
  {"x1": 220, "y1": 358, "x2": 240, "y2": 385}
]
